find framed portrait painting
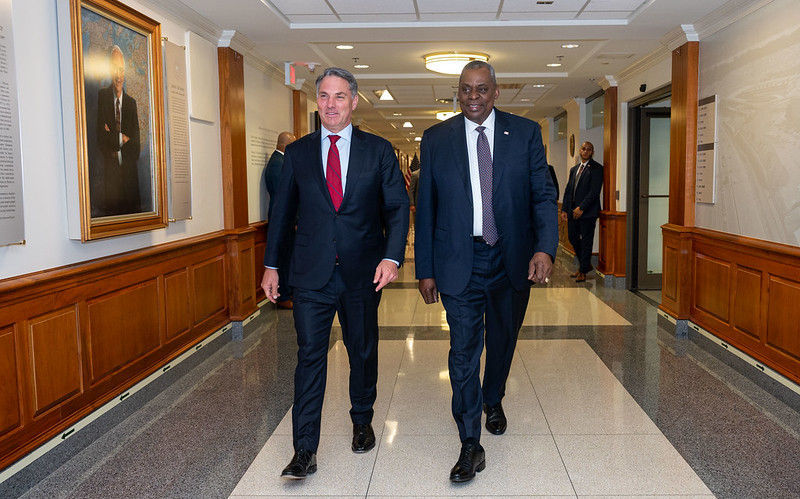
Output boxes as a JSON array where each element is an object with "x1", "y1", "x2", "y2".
[{"x1": 66, "y1": 0, "x2": 167, "y2": 240}]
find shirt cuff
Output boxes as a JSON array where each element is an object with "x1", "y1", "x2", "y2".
[
  {"x1": 382, "y1": 258, "x2": 400, "y2": 267},
  {"x1": 264, "y1": 266, "x2": 278, "y2": 270}
]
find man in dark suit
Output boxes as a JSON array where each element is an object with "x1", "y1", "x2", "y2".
[
  {"x1": 96, "y1": 45, "x2": 140, "y2": 216},
  {"x1": 415, "y1": 61, "x2": 558, "y2": 482},
  {"x1": 262, "y1": 67, "x2": 409, "y2": 479},
  {"x1": 561, "y1": 142, "x2": 603, "y2": 282},
  {"x1": 263, "y1": 131, "x2": 296, "y2": 309}
]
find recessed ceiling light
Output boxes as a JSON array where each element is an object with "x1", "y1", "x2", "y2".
[
  {"x1": 414, "y1": 137, "x2": 422, "y2": 142},
  {"x1": 436, "y1": 111, "x2": 458, "y2": 121},
  {"x1": 402, "y1": 121, "x2": 413, "y2": 128},
  {"x1": 393, "y1": 113, "x2": 402, "y2": 116},
  {"x1": 374, "y1": 89, "x2": 394, "y2": 101},
  {"x1": 354, "y1": 64, "x2": 370, "y2": 69},
  {"x1": 424, "y1": 52, "x2": 489, "y2": 75},
  {"x1": 336, "y1": 44, "x2": 354, "y2": 50},
  {"x1": 547, "y1": 63, "x2": 562, "y2": 67},
  {"x1": 561, "y1": 43, "x2": 580, "y2": 49},
  {"x1": 520, "y1": 98, "x2": 530, "y2": 102},
  {"x1": 531, "y1": 84, "x2": 546, "y2": 87}
]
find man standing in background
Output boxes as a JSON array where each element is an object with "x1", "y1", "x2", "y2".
[
  {"x1": 263, "y1": 131, "x2": 296, "y2": 309},
  {"x1": 561, "y1": 141, "x2": 603, "y2": 282}
]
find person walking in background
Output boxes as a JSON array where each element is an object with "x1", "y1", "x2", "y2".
[
  {"x1": 263, "y1": 131, "x2": 297, "y2": 309},
  {"x1": 561, "y1": 141, "x2": 603, "y2": 282}
]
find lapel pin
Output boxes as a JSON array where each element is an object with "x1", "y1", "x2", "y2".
[{"x1": 503, "y1": 131, "x2": 509, "y2": 135}]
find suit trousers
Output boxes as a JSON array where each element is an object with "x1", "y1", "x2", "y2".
[
  {"x1": 567, "y1": 216, "x2": 597, "y2": 273},
  {"x1": 291, "y1": 266, "x2": 382, "y2": 452},
  {"x1": 440, "y1": 241, "x2": 530, "y2": 443}
]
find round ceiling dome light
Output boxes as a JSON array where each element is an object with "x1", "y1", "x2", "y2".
[{"x1": 424, "y1": 52, "x2": 489, "y2": 75}]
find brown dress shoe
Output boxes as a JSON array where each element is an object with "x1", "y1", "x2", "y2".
[
  {"x1": 570, "y1": 270, "x2": 580, "y2": 278},
  {"x1": 575, "y1": 272, "x2": 586, "y2": 282},
  {"x1": 277, "y1": 300, "x2": 293, "y2": 310}
]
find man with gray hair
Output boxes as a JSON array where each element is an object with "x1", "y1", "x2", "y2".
[
  {"x1": 415, "y1": 60, "x2": 558, "y2": 482},
  {"x1": 263, "y1": 67, "x2": 409, "y2": 479}
]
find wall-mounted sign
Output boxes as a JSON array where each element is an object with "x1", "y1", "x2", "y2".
[{"x1": 696, "y1": 95, "x2": 718, "y2": 204}]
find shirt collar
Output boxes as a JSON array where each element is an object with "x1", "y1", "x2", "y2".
[
  {"x1": 465, "y1": 109, "x2": 496, "y2": 134},
  {"x1": 321, "y1": 123, "x2": 353, "y2": 143},
  {"x1": 275, "y1": 149, "x2": 284, "y2": 156}
]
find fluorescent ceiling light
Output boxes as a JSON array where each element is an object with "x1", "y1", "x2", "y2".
[
  {"x1": 531, "y1": 84, "x2": 546, "y2": 87},
  {"x1": 414, "y1": 136, "x2": 421, "y2": 141},
  {"x1": 520, "y1": 98, "x2": 530, "y2": 102},
  {"x1": 379, "y1": 89, "x2": 394, "y2": 101},
  {"x1": 561, "y1": 43, "x2": 579, "y2": 49},
  {"x1": 354, "y1": 64, "x2": 370, "y2": 69},
  {"x1": 547, "y1": 63, "x2": 562, "y2": 67},
  {"x1": 436, "y1": 111, "x2": 458, "y2": 121},
  {"x1": 402, "y1": 121, "x2": 413, "y2": 128},
  {"x1": 336, "y1": 44, "x2": 354, "y2": 50},
  {"x1": 424, "y1": 52, "x2": 489, "y2": 75},
  {"x1": 393, "y1": 112, "x2": 402, "y2": 116}
]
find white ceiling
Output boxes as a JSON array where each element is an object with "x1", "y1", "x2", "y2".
[{"x1": 172, "y1": 0, "x2": 734, "y2": 152}]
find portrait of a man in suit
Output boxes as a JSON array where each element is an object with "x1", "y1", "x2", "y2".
[{"x1": 95, "y1": 45, "x2": 141, "y2": 216}]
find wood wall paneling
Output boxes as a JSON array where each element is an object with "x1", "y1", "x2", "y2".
[
  {"x1": 693, "y1": 253, "x2": 731, "y2": 323},
  {"x1": 87, "y1": 281, "x2": 161, "y2": 384},
  {"x1": 218, "y1": 47, "x2": 249, "y2": 230},
  {"x1": 192, "y1": 256, "x2": 226, "y2": 325},
  {"x1": 660, "y1": 224, "x2": 693, "y2": 318},
  {"x1": 668, "y1": 42, "x2": 699, "y2": 226},
  {"x1": 598, "y1": 211, "x2": 626, "y2": 277},
  {"x1": 239, "y1": 246, "x2": 255, "y2": 306},
  {"x1": 732, "y1": 266, "x2": 762, "y2": 341},
  {"x1": 27, "y1": 307, "x2": 82, "y2": 417},
  {"x1": 663, "y1": 245, "x2": 678, "y2": 302},
  {"x1": 602, "y1": 86, "x2": 618, "y2": 211},
  {"x1": 293, "y1": 90, "x2": 308, "y2": 138},
  {"x1": 765, "y1": 275, "x2": 800, "y2": 365},
  {"x1": 0, "y1": 326, "x2": 21, "y2": 437},
  {"x1": 253, "y1": 222, "x2": 267, "y2": 302},
  {"x1": 164, "y1": 269, "x2": 192, "y2": 341}
]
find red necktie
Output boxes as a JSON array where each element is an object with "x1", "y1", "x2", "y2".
[{"x1": 326, "y1": 135, "x2": 343, "y2": 210}]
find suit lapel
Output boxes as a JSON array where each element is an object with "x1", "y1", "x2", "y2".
[
  {"x1": 492, "y1": 109, "x2": 510, "y2": 196},
  {"x1": 449, "y1": 115, "x2": 473, "y2": 207},
  {"x1": 340, "y1": 128, "x2": 365, "y2": 209},
  {"x1": 307, "y1": 131, "x2": 333, "y2": 210}
]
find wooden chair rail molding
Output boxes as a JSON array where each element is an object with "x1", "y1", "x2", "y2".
[
  {"x1": 661, "y1": 224, "x2": 800, "y2": 385},
  {"x1": 0, "y1": 224, "x2": 268, "y2": 471}
]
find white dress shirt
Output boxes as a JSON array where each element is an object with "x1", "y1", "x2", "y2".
[
  {"x1": 464, "y1": 109, "x2": 495, "y2": 237},
  {"x1": 114, "y1": 94, "x2": 123, "y2": 164}
]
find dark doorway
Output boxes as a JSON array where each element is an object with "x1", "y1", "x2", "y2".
[{"x1": 627, "y1": 89, "x2": 671, "y2": 296}]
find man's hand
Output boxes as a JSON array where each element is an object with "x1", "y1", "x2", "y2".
[
  {"x1": 559, "y1": 211, "x2": 568, "y2": 223},
  {"x1": 104, "y1": 123, "x2": 110, "y2": 132},
  {"x1": 528, "y1": 252, "x2": 552, "y2": 284},
  {"x1": 261, "y1": 268, "x2": 280, "y2": 303},
  {"x1": 373, "y1": 260, "x2": 399, "y2": 291},
  {"x1": 418, "y1": 278, "x2": 439, "y2": 304},
  {"x1": 122, "y1": 134, "x2": 130, "y2": 144},
  {"x1": 572, "y1": 206, "x2": 583, "y2": 219}
]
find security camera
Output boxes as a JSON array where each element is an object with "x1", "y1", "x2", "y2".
[{"x1": 639, "y1": 83, "x2": 647, "y2": 92}]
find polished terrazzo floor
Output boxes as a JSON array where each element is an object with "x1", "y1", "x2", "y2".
[{"x1": 4, "y1": 248, "x2": 800, "y2": 498}]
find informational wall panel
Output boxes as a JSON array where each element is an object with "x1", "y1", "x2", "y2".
[
  {"x1": 164, "y1": 40, "x2": 192, "y2": 220},
  {"x1": 696, "y1": 95, "x2": 717, "y2": 204},
  {"x1": 0, "y1": 0, "x2": 24, "y2": 246}
]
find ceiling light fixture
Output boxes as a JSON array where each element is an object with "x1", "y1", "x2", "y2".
[
  {"x1": 336, "y1": 44, "x2": 354, "y2": 50},
  {"x1": 436, "y1": 111, "x2": 458, "y2": 121},
  {"x1": 424, "y1": 52, "x2": 489, "y2": 75},
  {"x1": 376, "y1": 89, "x2": 394, "y2": 100},
  {"x1": 520, "y1": 98, "x2": 530, "y2": 102},
  {"x1": 414, "y1": 137, "x2": 422, "y2": 142},
  {"x1": 402, "y1": 121, "x2": 413, "y2": 128},
  {"x1": 547, "y1": 63, "x2": 562, "y2": 67},
  {"x1": 393, "y1": 112, "x2": 402, "y2": 116},
  {"x1": 354, "y1": 64, "x2": 370, "y2": 69},
  {"x1": 561, "y1": 43, "x2": 579, "y2": 49}
]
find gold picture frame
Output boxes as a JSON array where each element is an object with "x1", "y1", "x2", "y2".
[{"x1": 68, "y1": 0, "x2": 167, "y2": 240}]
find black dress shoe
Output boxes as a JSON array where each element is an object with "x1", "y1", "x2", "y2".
[
  {"x1": 351, "y1": 423, "x2": 375, "y2": 453},
  {"x1": 484, "y1": 403, "x2": 507, "y2": 435},
  {"x1": 449, "y1": 439, "x2": 485, "y2": 483},
  {"x1": 280, "y1": 450, "x2": 317, "y2": 479}
]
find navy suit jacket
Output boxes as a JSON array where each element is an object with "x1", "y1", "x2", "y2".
[
  {"x1": 263, "y1": 150, "x2": 283, "y2": 221},
  {"x1": 263, "y1": 128, "x2": 409, "y2": 291},
  {"x1": 562, "y1": 158, "x2": 603, "y2": 219},
  {"x1": 415, "y1": 110, "x2": 559, "y2": 295}
]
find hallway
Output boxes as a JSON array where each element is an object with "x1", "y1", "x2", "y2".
[{"x1": 4, "y1": 251, "x2": 800, "y2": 497}]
